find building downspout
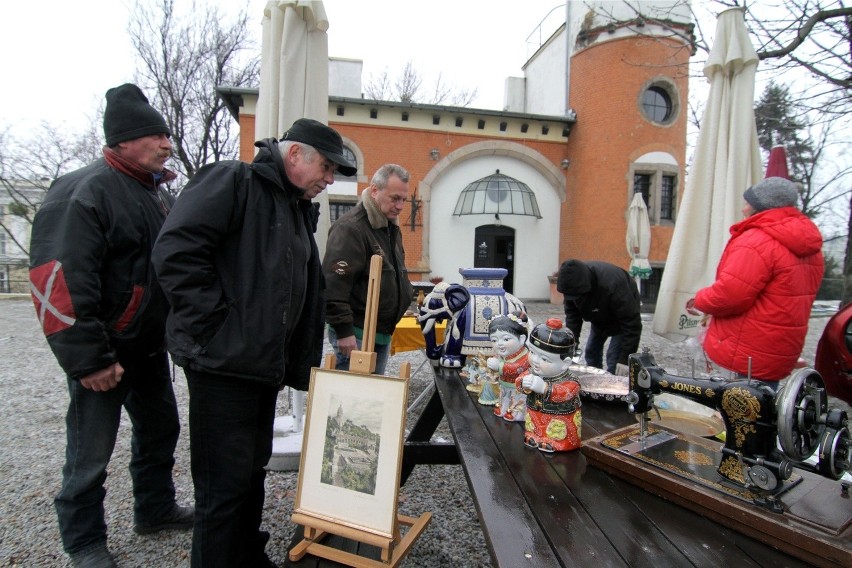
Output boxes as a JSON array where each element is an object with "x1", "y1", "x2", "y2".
[{"x1": 564, "y1": 1, "x2": 572, "y2": 115}]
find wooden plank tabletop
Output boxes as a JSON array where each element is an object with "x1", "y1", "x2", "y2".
[{"x1": 432, "y1": 367, "x2": 814, "y2": 568}]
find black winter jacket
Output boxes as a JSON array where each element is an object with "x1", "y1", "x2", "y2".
[
  {"x1": 152, "y1": 139, "x2": 324, "y2": 389},
  {"x1": 323, "y1": 190, "x2": 413, "y2": 338},
  {"x1": 29, "y1": 158, "x2": 173, "y2": 380},
  {"x1": 560, "y1": 260, "x2": 642, "y2": 365}
]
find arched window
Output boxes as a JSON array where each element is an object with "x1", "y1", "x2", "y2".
[{"x1": 333, "y1": 145, "x2": 357, "y2": 182}]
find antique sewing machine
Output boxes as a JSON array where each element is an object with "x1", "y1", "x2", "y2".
[
  {"x1": 581, "y1": 349, "x2": 852, "y2": 565},
  {"x1": 625, "y1": 350, "x2": 850, "y2": 506}
]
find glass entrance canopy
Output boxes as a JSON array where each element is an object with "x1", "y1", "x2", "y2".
[{"x1": 453, "y1": 170, "x2": 542, "y2": 219}]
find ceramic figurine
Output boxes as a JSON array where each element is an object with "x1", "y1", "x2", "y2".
[
  {"x1": 417, "y1": 282, "x2": 470, "y2": 368},
  {"x1": 486, "y1": 312, "x2": 530, "y2": 421},
  {"x1": 460, "y1": 353, "x2": 488, "y2": 393},
  {"x1": 518, "y1": 318, "x2": 582, "y2": 453},
  {"x1": 476, "y1": 359, "x2": 501, "y2": 407}
]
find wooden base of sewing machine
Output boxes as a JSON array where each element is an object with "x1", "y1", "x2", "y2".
[{"x1": 583, "y1": 423, "x2": 852, "y2": 568}]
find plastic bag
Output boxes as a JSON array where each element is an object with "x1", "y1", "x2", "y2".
[{"x1": 684, "y1": 315, "x2": 712, "y2": 376}]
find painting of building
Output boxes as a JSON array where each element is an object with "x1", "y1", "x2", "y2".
[{"x1": 321, "y1": 398, "x2": 381, "y2": 495}]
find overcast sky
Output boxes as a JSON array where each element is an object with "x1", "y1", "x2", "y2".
[{"x1": 0, "y1": 0, "x2": 577, "y2": 135}]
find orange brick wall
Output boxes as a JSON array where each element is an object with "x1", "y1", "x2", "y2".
[
  {"x1": 563, "y1": 35, "x2": 689, "y2": 270},
  {"x1": 239, "y1": 115, "x2": 256, "y2": 162}
]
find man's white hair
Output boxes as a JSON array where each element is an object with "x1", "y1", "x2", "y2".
[{"x1": 280, "y1": 140, "x2": 318, "y2": 162}]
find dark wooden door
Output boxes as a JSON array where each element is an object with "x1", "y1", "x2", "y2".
[{"x1": 473, "y1": 225, "x2": 515, "y2": 293}]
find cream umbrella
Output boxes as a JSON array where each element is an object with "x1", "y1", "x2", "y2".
[
  {"x1": 256, "y1": 0, "x2": 331, "y2": 256},
  {"x1": 652, "y1": 7, "x2": 763, "y2": 342},
  {"x1": 626, "y1": 191, "x2": 652, "y2": 295},
  {"x1": 257, "y1": 0, "x2": 329, "y2": 470}
]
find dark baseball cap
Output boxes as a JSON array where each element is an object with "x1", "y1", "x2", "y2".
[{"x1": 281, "y1": 118, "x2": 356, "y2": 177}]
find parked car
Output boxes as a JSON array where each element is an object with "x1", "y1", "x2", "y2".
[{"x1": 815, "y1": 302, "x2": 852, "y2": 405}]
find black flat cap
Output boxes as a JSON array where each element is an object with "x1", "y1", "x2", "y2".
[{"x1": 281, "y1": 118, "x2": 356, "y2": 177}]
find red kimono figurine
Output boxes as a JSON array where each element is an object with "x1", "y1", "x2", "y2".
[
  {"x1": 518, "y1": 318, "x2": 582, "y2": 452},
  {"x1": 486, "y1": 312, "x2": 530, "y2": 421}
]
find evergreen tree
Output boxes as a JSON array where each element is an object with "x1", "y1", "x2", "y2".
[{"x1": 754, "y1": 81, "x2": 813, "y2": 186}]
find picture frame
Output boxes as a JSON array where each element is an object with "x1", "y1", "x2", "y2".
[{"x1": 293, "y1": 367, "x2": 409, "y2": 538}]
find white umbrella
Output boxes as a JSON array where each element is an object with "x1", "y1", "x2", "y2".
[
  {"x1": 257, "y1": 0, "x2": 329, "y2": 470},
  {"x1": 652, "y1": 7, "x2": 763, "y2": 342},
  {"x1": 256, "y1": 0, "x2": 331, "y2": 256},
  {"x1": 626, "y1": 192, "x2": 652, "y2": 294}
]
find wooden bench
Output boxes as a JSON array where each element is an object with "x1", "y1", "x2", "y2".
[{"x1": 286, "y1": 367, "x2": 816, "y2": 567}]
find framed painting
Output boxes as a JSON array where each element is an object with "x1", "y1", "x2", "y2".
[{"x1": 293, "y1": 368, "x2": 409, "y2": 538}]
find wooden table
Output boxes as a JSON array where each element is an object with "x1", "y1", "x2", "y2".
[
  {"x1": 286, "y1": 367, "x2": 825, "y2": 567},
  {"x1": 422, "y1": 367, "x2": 819, "y2": 568}
]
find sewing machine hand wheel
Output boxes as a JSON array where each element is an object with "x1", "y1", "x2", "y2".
[
  {"x1": 818, "y1": 425, "x2": 851, "y2": 479},
  {"x1": 776, "y1": 368, "x2": 828, "y2": 462}
]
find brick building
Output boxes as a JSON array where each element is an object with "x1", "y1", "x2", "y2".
[{"x1": 218, "y1": 1, "x2": 693, "y2": 304}]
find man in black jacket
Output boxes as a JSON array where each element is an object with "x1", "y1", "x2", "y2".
[
  {"x1": 29, "y1": 84, "x2": 192, "y2": 568},
  {"x1": 323, "y1": 164, "x2": 414, "y2": 374},
  {"x1": 557, "y1": 259, "x2": 642, "y2": 375},
  {"x1": 152, "y1": 118, "x2": 355, "y2": 567}
]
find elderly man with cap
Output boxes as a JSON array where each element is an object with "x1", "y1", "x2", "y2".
[
  {"x1": 29, "y1": 83, "x2": 191, "y2": 567},
  {"x1": 152, "y1": 118, "x2": 356, "y2": 567},
  {"x1": 686, "y1": 177, "x2": 824, "y2": 384}
]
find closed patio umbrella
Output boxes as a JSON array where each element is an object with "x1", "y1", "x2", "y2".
[
  {"x1": 626, "y1": 191, "x2": 652, "y2": 295},
  {"x1": 256, "y1": 0, "x2": 331, "y2": 255},
  {"x1": 652, "y1": 7, "x2": 763, "y2": 342},
  {"x1": 257, "y1": 0, "x2": 330, "y2": 470}
]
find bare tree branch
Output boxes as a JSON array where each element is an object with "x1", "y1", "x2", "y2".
[
  {"x1": 757, "y1": 7, "x2": 852, "y2": 59},
  {"x1": 128, "y1": 0, "x2": 260, "y2": 186}
]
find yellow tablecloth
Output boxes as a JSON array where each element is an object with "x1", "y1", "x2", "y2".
[{"x1": 390, "y1": 316, "x2": 446, "y2": 355}]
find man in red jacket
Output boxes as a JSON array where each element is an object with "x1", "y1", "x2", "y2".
[{"x1": 686, "y1": 177, "x2": 824, "y2": 384}]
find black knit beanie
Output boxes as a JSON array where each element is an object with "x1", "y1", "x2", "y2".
[
  {"x1": 556, "y1": 259, "x2": 592, "y2": 296},
  {"x1": 103, "y1": 84, "x2": 170, "y2": 146}
]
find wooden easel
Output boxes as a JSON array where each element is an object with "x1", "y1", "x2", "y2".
[{"x1": 289, "y1": 255, "x2": 432, "y2": 567}]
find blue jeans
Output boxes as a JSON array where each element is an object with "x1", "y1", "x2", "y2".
[
  {"x1": 185, "y1": 370, "x2": 278, "y2": 568},
  {"x1": 55, "y1": 351, "x2": 180, "y2": 555},
  {"x1": 327, "y1": 326, "x2": 391, "y2": 375},
  {"x1": 583, "y1": 325, "x2": 624, "y2": 375}
]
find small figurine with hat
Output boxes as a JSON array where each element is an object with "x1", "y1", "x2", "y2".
[
  {"x1": 486, "y1": 312, "x2": 531, "y2": 421},
  {"x1": 518, "y1": 318, "x2": 582, "y2": 452}
]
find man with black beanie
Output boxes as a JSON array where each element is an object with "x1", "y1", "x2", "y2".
[
  {"x1": 29, "y1": 83, "x2": 192, "y2": 567},
  {"x1": 557, "y1": 259, "x2": 642, "y2": 375}
]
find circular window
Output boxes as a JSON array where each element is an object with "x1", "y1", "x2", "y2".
[{"x1": 640, "y1": 81, "x2": 677, "y2": 125}]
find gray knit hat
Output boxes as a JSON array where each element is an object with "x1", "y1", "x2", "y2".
[{"x1": 743, "y1": 177, "x2": 799, "y2": 212}]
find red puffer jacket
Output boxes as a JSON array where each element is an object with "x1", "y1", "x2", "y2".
[{"x1": 694, "y1": 206, "x2": 824, "y2": 381}]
